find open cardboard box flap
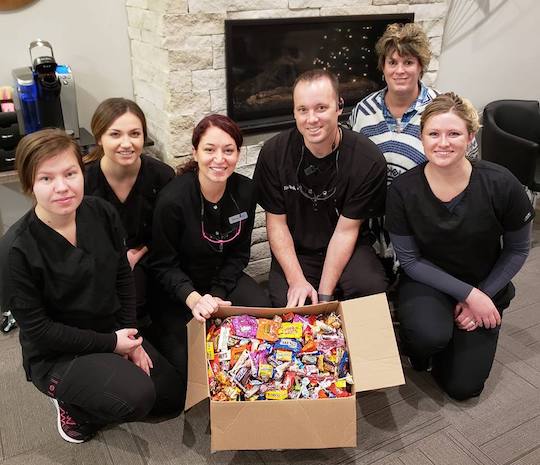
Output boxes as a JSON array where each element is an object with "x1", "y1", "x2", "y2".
[{"x1": 340, "y1": 293, "x2": 405, "y2": 391}]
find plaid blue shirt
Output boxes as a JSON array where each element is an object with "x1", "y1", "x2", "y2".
[{"x1": 380, "y1": 82, "x2": 431, "y2": 133}]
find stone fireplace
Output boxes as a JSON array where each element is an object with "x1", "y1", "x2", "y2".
[{"x1": 126, "y1": 0, "x2": 448, "y2": 279}]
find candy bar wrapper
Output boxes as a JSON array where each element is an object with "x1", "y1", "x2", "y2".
[
  {"x1": 231, "y1": 315, "x2": 258, "y2": 338},
  {"x1": 218, "y1": 350, "x2": 231, "y2": 362},
  {"x1": 335, "y1": 378, "x2": 347, "y2": 389},
  {"x1": 282, "y1": 312, "x2": 295, "y2": 322},
  {"x1": 278, "y1": 322, "x2": 303, "y2": 339},
  {"x1": 206, "y1": 324, "x2": 216, "y2": 341},
  {"x1": 230, "y1": 349, "x2": 250, "y2": 376},
  {"x1": 315, "y1": 320, "x2": 335, "y2": 334},
  {"x1": 283, "y1": 371, "x2": 296, "y2": 389},
  {"x1": 326, "y1": 312, "x2": 341, "y2": 329},
  {"x1": 301, "y1": 340, "x2": 317, "y2": 353},
  {"x1": 275, "y1": 338, "x2": 302, "y2": 353},
  {"x1": 275, "y1": 349, "x2": 293, "y2": 363},
  {"x1": 250, "y1": 338, "x2": 260, "y2": 352},
  {"x1": 338, "y1": 351, "x2": 349, "y2": 378},
  {"x1": 273, "y1": 362, "x2": 291, "y2": 380},
  {"x1": 218, "y1": 326, "x2": 230, "y2": 353},
  {"x1": 206, "y1": 341, "x2": 215, "y2": 360},
  {"x1": 265, "y1": 389, "x2": 288, "y2": 400},
  {"x1": 248, "y1": 352, "x2": 258, "y2": 377},
  {"x1": 231, "y1": 345, "x2": 249, "y2": 365},
  {"x1": 256, "y1": 318, "x2": 280, "y2": 342},
  {"x1": 258, "y1": 363, "x2": 273, "y2": 381},
  {"x1": 293, "y1": 314, "x2": 309, "y2": 327}
]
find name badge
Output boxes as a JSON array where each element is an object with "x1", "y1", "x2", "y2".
[{"x1": 229, "y1": 211, "x2": 248, "y2": 224}]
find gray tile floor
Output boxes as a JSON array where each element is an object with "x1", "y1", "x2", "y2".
[{"x1": 1, "y1": 227, "x2": 539, "y2": 464}]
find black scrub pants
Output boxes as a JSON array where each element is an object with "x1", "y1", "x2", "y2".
[
  {"x1": 34, "y1": 340, "x2": 186, "y2": 426},
  {"x1": 268, "y1": 244, "x2": 388, "y2": 307},
  {"x1": 397, "y1": 277, "x2": 515, "y2": 401},
  {"x1": 149, "y1": 272, "x2": 271, "y2": 376},
  {"x1": 134, "y1": 263, "x2": 151, "y2": 328}
]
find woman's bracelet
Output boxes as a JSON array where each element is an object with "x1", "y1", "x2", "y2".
[{"x1": 318, "y1": 293, "x2": 334, "y2": 302}]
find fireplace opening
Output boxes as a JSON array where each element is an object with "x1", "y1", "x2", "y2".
[{"x1": 225, "y1": 13, "x2": 414, "y2": 133}]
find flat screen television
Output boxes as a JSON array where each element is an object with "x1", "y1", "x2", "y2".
[{"x1": 225, "y1": 13, "x2": 414, "y2": 133}]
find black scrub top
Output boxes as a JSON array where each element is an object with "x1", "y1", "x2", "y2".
[
  {"x1": 148, "y1": 171, "x2": 256, "y2": 305},
  {"x1": 0, "y1": 197, "x2": 136, "y2": 382},
  {"x1": 84, "y1": 154, "x2": 175, "y2": 249},
  {"x1": 253, "y1": 127, "x2": 386, "y2": 254},
  {"x1": 385, "y1": 160, "x2": 535, "y2": 286}
]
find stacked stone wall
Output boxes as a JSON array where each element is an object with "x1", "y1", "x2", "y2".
[{"x1": 126, "y1": 0, "x2": 448, "y2": 280}]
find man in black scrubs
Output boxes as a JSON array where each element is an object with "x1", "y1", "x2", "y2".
[{"x1": 253, "y1": 69, "x2": 388, "y2": 307}]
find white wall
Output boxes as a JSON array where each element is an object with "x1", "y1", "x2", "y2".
[
  {"x1": 0, "y1": 0, "x2": 133, "y2": 130},
  {"x1": 0, "y1": 0, "x2": 133, "y2": 232},
  {"x1": 435, "y1": 0, "x2": 540, "y2": 111}
]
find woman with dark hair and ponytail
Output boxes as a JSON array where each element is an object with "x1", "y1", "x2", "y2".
[
  {"x1": 84, "y1": 98, "x2": 174, "y2": 331},
  {"x1": 148, "y1": 114, "x2": 270, "y2": 373}
]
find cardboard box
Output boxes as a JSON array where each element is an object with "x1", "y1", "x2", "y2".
[{"x1": 185, "y1": 293, "x2": 404, "y2": 451}]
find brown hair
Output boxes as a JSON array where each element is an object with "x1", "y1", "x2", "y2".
[
  {"x1": 421, "y1": 92, "x2": 480, "y2": 134},
  {"x1": 85, "y1": 97, "x2": 147, "y2": 163},
  {"x1": 15, "y1": 128, "x2": 83, "y2": 195},
  {"x1": 292, "y1": 68, "x2": 340, "y2": 102},
  {"x1": 177, "y1": 114, "x2": 243, "y2": 175},
  {"x1": 375, "y1": 23, "x2": 432, "y2": 77}
]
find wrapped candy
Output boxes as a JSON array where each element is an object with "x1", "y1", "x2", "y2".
[
  {"x1": 231, "y1": 315, "x2": 258, "y2": 338},
  {"x1": 208, "y1": 312, "x2": 353, "y2": 401}
]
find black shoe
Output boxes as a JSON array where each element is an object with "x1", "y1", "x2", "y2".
[
  {"x1": 408, "y1": 356, "x2": 432, "y2": 372},
  {"x1": 51, "y1": 398, "x2": 99, "y2": 443}
]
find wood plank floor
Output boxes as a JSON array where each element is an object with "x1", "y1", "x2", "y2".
[{"x1": 1, "y1": 250, "x2": 539, "y2": 465}]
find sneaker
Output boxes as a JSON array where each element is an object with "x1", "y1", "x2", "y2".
[
  {"x1": 1, "y1": 311, "x2": 17, "y2": 333},
  {"x1": 51, "y1": 398, "x2": 98, "y2": 443}
]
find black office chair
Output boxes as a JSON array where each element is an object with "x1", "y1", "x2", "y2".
[{"x1": 481, "y1": 99, "x2": 540, "y2": 205}]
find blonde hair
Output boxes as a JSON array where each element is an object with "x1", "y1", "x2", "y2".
[
  {"x1": 421, "y1": 92, "x2": 480, "y2": 134},
  {"x1": 375, "y1": 22, "x2": 432, "y2": 77}
]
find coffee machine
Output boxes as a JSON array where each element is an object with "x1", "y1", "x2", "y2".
[{"x1": 12, "y1": 40, "x2": 80, "y2": 138}]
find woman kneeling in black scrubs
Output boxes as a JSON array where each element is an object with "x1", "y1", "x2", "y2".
[
  {"x1": 84, "y1": 98, "x2": 175, "y2": 331},
  {"x1": 386, "y1": 93, "x2": 534, "y2": 400},
  {"x1": 148, "y1": 114, "x2": 270, "y2": 373},
  {"x1": 0, "y1": 130, "x2": 185, "y2": 444}
]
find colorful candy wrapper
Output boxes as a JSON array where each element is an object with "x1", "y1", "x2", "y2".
[
  {"x1": 258, "y1": 363, "x2": 273, "y2": 381},
  {"x1": 231, "y1": 315, "x2": 258, "y2": 338},
  {"x1": 278, "y1": 322, "x2": 303, "y2": 339},
  {"x1": 206, "y1": 341, "x2": 215, "y2": 360},
  {"x1": 217, "y1": 326, "x2": 230, "y2": 353},
  {"x1": 230, "y1": 349, "x2": 250, "y2": 376},
  {"x1": 275, "y1": 338, "x2": 303, "y2": 353},
  {"x1": 256, "y1": 318, "x2": 280, "y2": 342},
  {"x1": 231, "y1": 345, "x2": 249, "y2": 365},
  {"x1": 275, "y1": 349, "x2": 293, "y2": 362},
  {"x1": 265, "y1": 390, "x2": 288, "y2": 400}
]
